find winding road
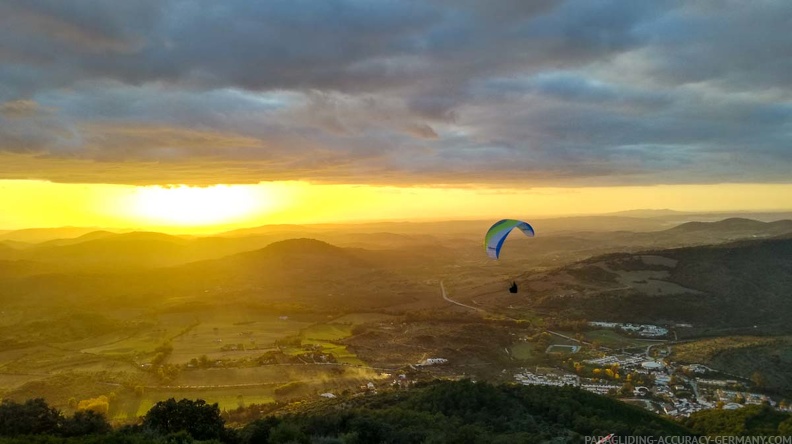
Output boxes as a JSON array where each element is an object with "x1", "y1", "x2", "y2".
[{"x1": 440, "y1": 281, "x2": 486, "y2": 313}]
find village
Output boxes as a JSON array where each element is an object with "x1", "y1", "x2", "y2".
[{"x1": 513, "y1": 345, "x2": 786, "y2": 418}]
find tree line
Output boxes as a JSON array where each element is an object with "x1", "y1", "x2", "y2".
[{"x1": 0, "y1": 379, "x2": 702, "y2": 443}]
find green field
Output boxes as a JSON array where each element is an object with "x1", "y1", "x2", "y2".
[
  {"x1": 510, "y1": 343, "x2": 537, "y2": 361},
  {"x1": 110, "y1": 364, "x2": 384, "y2": 419},
  {"x1": 330, "y1": 313, "x2": 398, "y2": 324},
  {"x1": 75, "y1": 310, "x2": 349, "y2": 366},
  {"x1": 581, "y1": 329, "x2": 664, "y2": 349},
  {"x1": 302, "y1": 323, "x2": 353, "y2": 341},
  {"x1": 117, "y1": 386, "x2": 280, "y2": 419},
  {"x1": 167, "y1": 314, "x2": 312, "y2": 364},
  {"x1": 278, "y1": 322, "x2": 365, "y2": 365},
  {"x1": 671, "y1": 336, "x2": 778, "y2": 363},
  {"x1": 0, "y1": 306, "x2": 389, "y2": 414}
]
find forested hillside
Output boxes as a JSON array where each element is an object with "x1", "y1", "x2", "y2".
[{"x1": 0, "y1": 380, "x2": 691, "y2": 443}]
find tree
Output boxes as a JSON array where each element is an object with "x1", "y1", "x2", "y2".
[
  {"x1": 751, "y1": 371, "x2": 766, "y2": 389},
  {"x1": 0, "y1": 398, "x2": 62, "y2": 436},
  {"x1": 61, "y1": 410, "x2": 111, "y2": 437},
  {"x1": 142, "y1": 398, "x2": 226, "y2": 441},
  {"x1": 269, "y1": 422, "x2": 309, "y2": 444},
  {"x1": 240, "y1": 417, "x2": 281, "y2": 444},
  {"x1": 779, "y1": 417, "x2": 792, "y2": 436},
  {"x1": 619, "y1": 382, "x2": 635, "y2": 396},
  {"x1": 76, "y1": 395, "x2": 109, "y2": 415}
]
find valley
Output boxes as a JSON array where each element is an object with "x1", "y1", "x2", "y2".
[{"x1": 1, "y1": 213, "x2": 792, "y2": 427}]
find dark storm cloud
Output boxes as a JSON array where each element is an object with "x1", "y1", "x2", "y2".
[
  {"x1": 636, "y1": 1, "x2": 792, "y2": 91},
  {"x1": 0, "y1": 0, "x2": 789, "y2": 185}
]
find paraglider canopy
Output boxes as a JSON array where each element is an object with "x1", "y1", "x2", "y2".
[{"x1": 484, "y1": 219, "x2": 535, "y2": 260}]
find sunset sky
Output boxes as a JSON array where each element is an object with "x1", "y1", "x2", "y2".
[{"x1": 1, "y1": 1, "x2": 790, "y2": 232}]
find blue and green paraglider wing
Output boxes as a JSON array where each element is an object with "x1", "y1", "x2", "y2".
[{"x1": 484, "y1": 219, "x2": 534, "y2": 260}]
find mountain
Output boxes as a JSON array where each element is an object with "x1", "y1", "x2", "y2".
[
  {"x1": 0, "y1": 238, "x2": 431, "y2": 312},
  {"x1": 0, "y1": 243, "x2": 20, "y2": 259},
  {"x1": 168, "y1": 238, "x2": 429, "y2": 310},
  {"x1": 0, "y1": 260, "x2": 59, "y2": 279},
  {"x1": 524, "y1": 237, "x2": 792, "y2": 334},
  {"x1": 666, "y1": 218, "x2": 792, "y2": 237},
  {"x1": 474, "y1": 217, "x2": 792, "y2": 271},
  {"x1": 5, "y1": 231, "x2": 275, "y2": 270},
  {"x1": 217, "y1": 223, "x2": 323, "y2": 237},
  {"x1": 608, "y1": 209, "x2": 688, "y2": 218},
  {"x1": 36, "y1": 230, "x2": 118, "y2": 247},
  {"x1": 0, "y1": 227, "x2": 110, "y2": 243},
  {"x1": 20, "y1": 231, "x2": 192, "y2": 269}
]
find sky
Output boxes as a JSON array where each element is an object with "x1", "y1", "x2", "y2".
[{"x1": 1, "y1": 1, "x2": 790, "y2": 231}]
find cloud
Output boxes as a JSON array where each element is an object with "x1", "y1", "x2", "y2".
[
  {"x1": 0, "y1": 0, "x2": 789, "y2": 186},
  {"x1": 0, "y1": 99, "x2": 43, "y2": 117}
]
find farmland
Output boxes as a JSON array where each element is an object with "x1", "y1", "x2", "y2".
[{"x1": 0, "y1": 305, "x2": 395, "y2": 420}]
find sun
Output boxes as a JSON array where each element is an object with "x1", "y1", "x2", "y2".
[{"x1": 131, "y1": 185, "x2": 263, "y2": 226}]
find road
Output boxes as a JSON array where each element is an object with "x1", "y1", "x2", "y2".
[
  {"x1": 440, "y1": 281, "x2": 486, "y2": 313},
  {"x1": 546, "y1": 330, "x2": 592, "y2": 347}
]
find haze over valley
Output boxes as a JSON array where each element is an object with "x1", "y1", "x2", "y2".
[{"x1": 1, "y1": 210, "x2": 791, "y2": 434}]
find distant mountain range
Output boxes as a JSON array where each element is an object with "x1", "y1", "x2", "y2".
[
  {"x1": 665, "y1": 217, "x2": 792, "y2": 236},
  {"x1": 2, "y1": 216, "x2": 792, "y2": 317},
  {"x1": 0, "y1": 238, "x2": 432, "y2": 313},
  {"x1": 4, "y1": 209, "x2": 792, "y2": 243},
  {"x1": 0, "y1": 227, "x2": 455, "y2": 271},
  {"x1": 0, "y1": 226, "x2": 112, "y2": 243},
  {"x1": 607, "y1": 209, "x2": 687, "y2": 217},
  {"x1": 3, "y1": 216, "x2": 791, "y2": 270}
]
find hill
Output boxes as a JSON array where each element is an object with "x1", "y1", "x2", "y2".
[
  {"x1": 576, "y1": 217, "x2": 792, "y2": 251},
  {"x1": 3, "y1": 216, "x2": 789, "y2": 274},
  {"x1": 523, "y1": 237, "x2": 792, "y2": 334},
  {"x1": 608, "y1": 209, "x2": 687, "y2": 218},
  {"x1": 482, "y1": 217, "x2": 792, "y2": 270},
  {"x1": 0, "y1": 238, "x2": 432, "y2": 313},
  {"x1": 35, "y1": 230, "x2": 118, "y2": 247},
  {"x1": 161, "y1": 238, "x2": 430, "y2": 310},
  {"x1": 0, "y1": 227, "x2": 108, "y2": 243},
  {"x1": 0, "y1": 380, "x2": 693, "y2": 442},
  {"x1": 664, "y1": 218, "x2": 792, "y2": 240},
  {"x1": 684, "y1": 404, "x2": 792, "y2": 436},
  {"x1": 0, "y1": 231, "x2": 282, "y2": 270},
  {"x1": 254, "y1": 380, "x2": 692, "y2": 442},
  {"x1": 0, "y1": 243, "x2": 20, "y2": 259},
  {"x1": 0, "y1": 228, "x2": 454, "y2": 271}
]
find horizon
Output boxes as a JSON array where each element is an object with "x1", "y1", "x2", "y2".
[
  {"x1": 3, "y1": 203, "x2": 792, "y2": 237},
  {"x1": 2, "y1": 180, "x2": 792, "y2": 234}
]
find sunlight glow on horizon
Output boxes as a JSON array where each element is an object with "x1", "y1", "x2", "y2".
[
  {"x1": 129, "y1": 185, "x2": 267, "y2": 225},
  {"x1": 1, "y1": 180, "x2": 792, "y2": 234}
]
